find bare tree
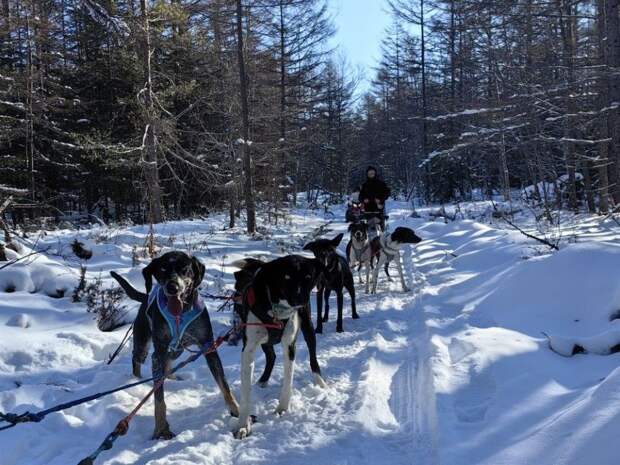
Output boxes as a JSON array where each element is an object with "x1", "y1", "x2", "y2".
[{"x1": 236, "y1": 0, "x2": 256, "y2": 233}]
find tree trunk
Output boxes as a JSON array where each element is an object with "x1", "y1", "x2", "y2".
[
  {"x1": 139, "y1": 0, "x2": 163, "y2": 223},
  {"x1": 606, "y1": 0, "x2": 620, "y2": 204},
  {"x1": 235, "y1": 0, "x2": 256, "y2": 233},
  {"x1": 557, "y1": 0, "x2": 578, "y2": 212},
  {"x1": 597, "y1": 0, "x2": 610, "y2": 213}
]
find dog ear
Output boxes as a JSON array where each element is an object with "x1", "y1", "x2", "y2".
[
  {"x1": 331, "y1": 233, "x2": 344, "y2": 247},
  {"x1": 142, "y1": 256, "x2": 161, "y2": 294},
  {"x1": 191, "y1": 256, "x2": 206, "y2": 288},
  {"x1": 303, "y1": 241, "x2": 315, "y2": 252}
]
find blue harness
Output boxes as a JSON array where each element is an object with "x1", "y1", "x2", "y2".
[{"x1": 147, "y1": 284, "x2": 205, "y2": 353}]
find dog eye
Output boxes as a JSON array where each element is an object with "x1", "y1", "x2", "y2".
[{"x1": 284, "y1": 275, "x2": 291, "y2": 280}]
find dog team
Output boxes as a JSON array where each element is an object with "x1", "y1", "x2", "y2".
[
  {"x1": 111, "y1": 212, "x2": 422, "y2": 440},
  {"x1": 112, "y1": 168, "x2": 420, "y2": 440}
]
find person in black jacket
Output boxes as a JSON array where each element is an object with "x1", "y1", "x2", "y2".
[{"x1": 359, "y1": 166, "x2": 391, "y2": 230}]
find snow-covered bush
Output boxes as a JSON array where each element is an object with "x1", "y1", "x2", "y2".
[{"x1": 84, "y1": 276, "x2": 128, "y2": 332}]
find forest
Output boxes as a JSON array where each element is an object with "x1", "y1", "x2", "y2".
[{"x1": 1, "y1": 0, "x2": 620, "y2": 231}]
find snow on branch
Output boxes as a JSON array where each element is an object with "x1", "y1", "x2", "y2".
[
  {"x1": 544, "y1": 103, "x2": 620, "y2": 122},
  {"x1": 412, "y1": 106, "x2": 511, "y2": 122},
  {"x1": 535, "y1": 136, "x2": 612, "y2": 146},
  {"x1": 418, "y1": 142, "x2": 476, "y2": 168},
  {"x1": 79, "y1": 0, "x2": 130, "y2": 37},
  {"x1": 0, "y1": 185, "x2": 29, "y2": 196}
]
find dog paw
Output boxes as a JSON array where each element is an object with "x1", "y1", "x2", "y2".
[
  {"x1": 315, "y1": 327, "x2": 323, "y2": 335},
  {"x1": 233, "y1": 427, "x2": 250, "y2": 440},
  {"x1": 132, "y1": 364, "x2": 142, "y2": 379},
  {"x1": 313, "y1": 373, "x2": 328, "y2": 388},
  {"x1": 402, "y1": 286, "x2": 410, "y2": 293},
  {"x1": 257, "y1": 380, "x2": 269, "y2": 388},
  {"x1": 352, "y1": 314, "x2": 360, "y2": 319},
  {"x1": 233, "y1": 419, "x2": 252, "y2": 439},
  {"x1": 336, "y1": 326, "x2": 344, "y2": 333},
  {"x1": 322, "y1": 315, "x2": 329, "y2": 322},
  {"x1": 152, "y1": 428, "x2": 176, "y2": 440},
  {"x1": 275, "y1": 405, "x2": 288, "y2": 416}
]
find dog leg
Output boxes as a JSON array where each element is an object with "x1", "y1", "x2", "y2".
[
  {"x1": 335, "y1": 290, "x2": 344, "y2": 332},
  {"x1": 323, "y1": 287, "x2": 331, "y2": 323},
  {"x1": 205, "y1": 351, "x2": 240, "y2": 417},
  {"x1": 257, "y1": 344, "x2": 276, "y2": 388},
  {"x1": 385, "y1": 261, "x2": 393, "y2": 281},
  {"x1": 276, "y1": 316, "x2": 299, "y2": 415},
  {"x1": 365, "y1": 262, "x2": 371, "y2": 294},
  {"x1": 315, "y1": 283, "x2": 324, "y2": 334},
  {"x1": 371, "y1": 254, "x2": 385, "y2": 294},
  {"x1": 132, "y1": 305, "x2": 151, "y2": 378},
  {"x1": 299, "y1": 306, "x2": 327, "y2": 388},
  {"x1": 151, "y1": 350, "x2": 175, "y2": 440},
  {"x1": 345, "y1": 275, "x2": 359, "y2": 319},
  {"x1": 234, "y1": 336, "x2": 259, "y2": 439},
  {"x1": 396, "y1": 251, "x2": 410, "y2": 292}
]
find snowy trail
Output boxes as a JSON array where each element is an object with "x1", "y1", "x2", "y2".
[
  {"x1": 5, "y1": 200, "x2": 620, "y2": 464},
  {"x1": 0, "y1": 205, "x2": 440, "y2": 465}
]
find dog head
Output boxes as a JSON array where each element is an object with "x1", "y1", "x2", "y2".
[
  {"x1": 142, "y1": 251, "x2": 205, "y2": 312},
  {"x1": 302, "y1": 233, "x2": 343, "y2": 267},
  {"x1": 390, "y1": 227, "x2": 422, "y2": 245},
  {"x1": 231, "y1": 258, "x2": 266, "y2": 292},
  {"x1": 255, "y1": 255, "x2": 325, "y2": 308},
  {"x1": 348, "y1": 222, "x2": 368, "y2": 243}
]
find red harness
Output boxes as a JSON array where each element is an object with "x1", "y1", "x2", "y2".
[{"x1": 236, "y1": 285, "x2": 285, "y2": 331}]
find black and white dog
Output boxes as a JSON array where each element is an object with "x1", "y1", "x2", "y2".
[
  {"x1": 232, "y1": 255, "x2": 325, "y2": 439},
  {"x1": 231, "y1": 257, "x2": 324, "y2": 387},
  {"x1": 370, "y1": 227, "x2": 422, "y2": 294},
  {"x1": 110, "y1": 252, "x2": 239, "y2": 439},
  {"x1": 346, "y1": 221, "x2": 376, "y2": 292},
  {"x1": 304, "y1": 233, "x2": 358, "y2": 333}
]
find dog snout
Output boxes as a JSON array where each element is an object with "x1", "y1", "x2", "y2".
[{"x1": 166, "y1": 281, "x2": 181, "y2": 295}]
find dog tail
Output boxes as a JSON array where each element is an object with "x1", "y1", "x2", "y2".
[
  {"x1": 230, "y1": 258, "x2": 265, "y2": 272},
  {"x1": 110, "y1": 271, "x2": 148, "y2": 303}
]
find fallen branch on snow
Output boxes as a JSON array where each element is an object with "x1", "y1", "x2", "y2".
[{"x1": 492, "y1": 202, "x2": 559, "y2": 251}]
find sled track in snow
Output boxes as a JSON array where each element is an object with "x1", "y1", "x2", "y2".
[{"x1": 385, "y1": 243, "x2": 440, "y2": 465}]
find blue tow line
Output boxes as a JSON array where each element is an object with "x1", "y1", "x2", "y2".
[{"x1": 0, "y1": 375, "x2": 158, "y2": 432}]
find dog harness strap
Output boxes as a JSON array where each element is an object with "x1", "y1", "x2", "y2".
[
  {"x1": 149, "y1": 284, "x2": 205, "y2": 352},
  {"x1": 353, "y1": 242, "x2": 370, "y2": 261},
  {"x1": 380, "y1": 234, "x2": 399, "y2": 257}
]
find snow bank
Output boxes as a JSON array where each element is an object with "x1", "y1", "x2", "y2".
[{"x1": 414, "y1": 211, "x2": 620, "y2": 465}]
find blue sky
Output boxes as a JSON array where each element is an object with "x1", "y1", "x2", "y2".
[{"x1": 329, "y1": 0, "x2": 391, "y2": 94}]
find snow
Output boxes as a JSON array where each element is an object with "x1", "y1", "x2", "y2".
[{"x1": 1, "y1": 200, "x2": 620, "y2": 464}]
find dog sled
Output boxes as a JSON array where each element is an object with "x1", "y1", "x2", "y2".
[{"x1": 345, "y1": 200, "x2": 387, "y2": 231}]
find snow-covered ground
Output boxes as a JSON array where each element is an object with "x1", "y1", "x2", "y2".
[{"x1": 1, "y1": 200, "x2": 620, "y2": 465}]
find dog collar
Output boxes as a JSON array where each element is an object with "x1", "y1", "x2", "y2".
[
  {"x1": 148, "y1": 284, "x2": 205, "y2": 352},
  {"x1": 269, "y1": 301, "x2": 300, "y2": 320}
]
